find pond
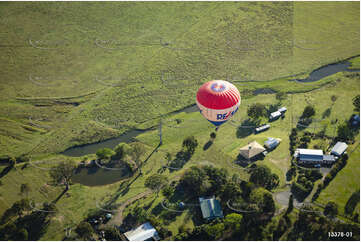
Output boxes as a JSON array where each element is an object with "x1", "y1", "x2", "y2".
[{"x1": 72, "y1": 163, "x2": 131, "y2": 186}]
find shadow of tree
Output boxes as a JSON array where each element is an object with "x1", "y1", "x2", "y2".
[
  {"x1": 0, "y1": 165, "x2": 13, "y2": 178},
  {"x1": 236, "y1": 119, "x2": 259, "y2": 138},
  {"x1": 168, "y1": 151, "x2": 192, "y2": 172},
  {"x1": 322, "y1": 108, "x2": 332, "y2": 119},
  {"x1": 203, "y1": 141, "x2": 213, "y2": 151}
]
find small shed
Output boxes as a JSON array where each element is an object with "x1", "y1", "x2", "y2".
[
  {"x1": 331, "y1": 142, "x2": 348, "y2": 156},
  {"x1": 239, "y1": 141, "x2": 266, "y2": 160},
  {"x1": 278, "y1": 107, "x2": 287, "y2": 113},
  {"x1": 255, "y1": 124, "x2": 270, "y2": 133},
  {"x1": 269, "y1": 111, "x2": 282, "y2": 120},
  {"x1": 199, "y1": 196, "x2": 223, "y2": 220},
  {"x1": 264, "y1": 137, "x2": 281, "y2": 150},
  {"x1": 124, "y1": 222, "x2": 160, "y2": 241}
]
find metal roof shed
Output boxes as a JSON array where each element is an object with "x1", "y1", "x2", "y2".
[
  {"x1": 269, "y1": 111, "x2": 282, "y2": 120},
  {"x1": 278, "y1": 107, "x2": 287, "y2": 113},
  {"x1": 331, "y1": 142, "x2": 348, "y2": 156},
  {"x1": 124, "y1": 222, "x2": 160, "y2": 241},
  {"x1": 264, "y1": 137, "x2": 281, "y2": 150},
  {"x1": 297, "y1": 149, "x2": 323, "y2": 162},
  {"x1": 199, "y1": 196, "x2": 223, "y2": 220}
]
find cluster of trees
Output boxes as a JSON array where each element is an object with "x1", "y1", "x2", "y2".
[
  {"x1": 287, "y1": 204, "x2": 359, "y2": 241},
  {"x1": 312, "y1": 154, "x2": 349, "y2": 202},
  {"x1": 122, "y1": 206, "x2": 172, "y2": 240},
  {"x1": 291, "y1": 169, "x2": 322, "y2": 201},
  {"x1": 167, "y1": 136, "x2": 198, "y2": 169},
  {"x1": 249, "y1": 165, "x2": 280, "y2": 191},
  {"x1": 96, "y1": 142, "x2": 146, "y2": 172},
  {"x1": 247, "y1": 103, "x2": 267, "y2": 120},
  {"x1": 0, "y1": 199, "x2": 57, "y2": 240},
  {"x1": 297, "y1": 105, "x2": 316, "y2": 128},
  {"x1": 344, "y1": 190, "x2": 360, "y2": 222}
]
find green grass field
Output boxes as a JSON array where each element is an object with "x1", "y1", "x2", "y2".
[{"x1": 0, "y1": 1, "x2": 359, "y2": 240}]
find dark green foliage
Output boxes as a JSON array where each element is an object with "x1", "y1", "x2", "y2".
[
  {"x1": 103, "y1": 227, "x2": 122, "y2": 240},
  {"x1": 129, "y1": 142, "x2": 146, "y2": 165},
  {"x1": 75, "y1": 222, "x2": 94, "y2": 240},
  {"x1": 337, "y1": 121, "x2": 355, "y2": 142},
  {"x1": 49, "y1": 159, "x2": 76, "y2": 187},
  {"x1": 286, "y1": 194, "x2": 294, "y2": 214},
  {"x1": 210, "y1": 132, "x2": 216, "y2": 139},
  {"x1": 344, "y1": 190, "x2": 360, "y2": 215},
  {"x1": 301, "y1": 105, "x2": 315, "y2": 118},
  {"x1": 249, "y1": 165, "x2": 279, "y2": 191},
  {"x1": 180, "y1": 166, "x2": 207, "y2": 197},
  {"x1": 247, "y1": 103, "x2": 267, "y2": 120},
  {"x1": 96, "y1": 148, "x2": 115, "y2": 160},
  {"x1": 145, "y1": 174, "x2": 168, "y2": 194},
  {"x1": 353, "y1": 95, "x2": 360, "y2": 112},
  {"x1": 111, "y1": 143, "x2": 131, "y2": 160},
  {"x1": 182, "y1": 136, "x2": 198, "y2": 155},
  {"x1": 276, "y1": 92, "x2": 287, "y2": 101},
  {"x1": 161, "y1": 184, "x2": 175, "y2": 199},
  {"x1": 324, "y1": 201, "x2": 338, "y2": 217},
  {"x1": 291, "y1": 182, "x2": 311, "y2": 202}
]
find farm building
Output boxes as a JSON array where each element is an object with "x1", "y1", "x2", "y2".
[
  {"x1": 269, "y1": 111, "x2": 282, "y2": 120},
  {"x1": 199, "y1": 196, "x2": 223, "y2": 220},
  {"x1": 239, "y1": 141, "x2": 266, "y2": 160},
  {"x1": 264, "y1": 137, "x2": 281, "y2": 150},
  {"x1": 255, "y1": 124, "x2": 270, "y2": 133},
  {"x1": 123, "y1": 222, "x2": 160, "y2": 241},
  {"x1": 294, "y1": 149, "x2": 323, "y2": 164},
  {"x1": 331, "y1": 142, "x2": 348, "y2": 156},
  {"x1": 278, "y1": 107, "x2": 287, "y2": 113},
  {"x1": 294, "y1": 149, "x2": 336, "y2": 165},
  {"x1": 323, "y1": 155, "x2": 336, "y2": 164}
]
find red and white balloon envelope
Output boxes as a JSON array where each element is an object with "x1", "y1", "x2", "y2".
[{"x1": 196, "y1": 80, "x2": 241, "y2": 127}]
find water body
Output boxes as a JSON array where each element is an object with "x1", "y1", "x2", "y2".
[
  {"x1": 72, "y1": 165, "x2": 131, "y2": 186},
  {"x1": 290, "y1": 60, "x2": 359, "y2": 83},
  {"x1": 62, "y1": 129, "x2": 146, "y2": 157}
]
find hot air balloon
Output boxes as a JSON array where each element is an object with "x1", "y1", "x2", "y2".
[{"x1": 196, "y1": 80, "x2": 241, "y2": 128}]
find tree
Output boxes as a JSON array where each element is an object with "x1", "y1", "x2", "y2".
[
  {"x1": 20, "y1": 183, "x2": 31, "y2": 196},
  {"x1": 249, "y1": 166, "x2": 279, "y2": 191},
  {"x1": 162, "y1": 184, "x2": 175, "y2": 199},
  {"x1": 286, "y1": 194, "x2": 294, "y2": 214},
  {"x1": 182, "y1": 136, "x2": 198, "y2": 155},
  {"x1": 14, "y1": 228, "x2": 28, "y2": 240},
  {"x1": 129, "y1": 142, "x2": 146, "y2": 166},
  {"x1": 224, "y1": 213, "x2": 243, "y2": 230},
  {"x1": 331, "y1": 95, "x2": 338, "y2": 104},
  {"x1": 104, "y1": 227, "x2": 122, "y2": 240},
  {"x1": 49, "y1": 159, "x2": 76, "y2": 190},
  {"x1": 301, "y1": 105, "x2": 315, "y2": 118},
  {"x1": 180, "y1": 166, "x2": 207, "y2": 196},
  {"x1": 247, "y1": 103, "x2": 266, "y2": 120},
  {"x1": 220, "y1": 181, "x2": 241, "y2": 202},
  {"x1": 75, "y1": 221, "x2": 94, "y2": 240},
  {"x1": 324, "y1": 201, "x2": 338, "y2": 218},
  {"x1": 145, "y1": 174, "x2": 168, "y2": 195},
  {"x1": 210, "y1": 132, "x2": 216, "y2": 139},
  {"x1": 353, "y1": 95, "x2": 360, "y2": 112},
  {"x1": 96, "y1": 148, "x2": 115, "y2": 160},
  {"x1": 112, "y1": 142, "x2": 131, "y2": 160},
  {"x1": 337, "y1": 122, "x2": 354, "y2": 142},
  {"x1": 276, "y1": 92, "x2": 287, "y2": 102}
]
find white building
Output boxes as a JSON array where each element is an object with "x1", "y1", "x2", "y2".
[
  {"x1": 124, "y1": 222, "x2": 160, "y2": 241},
  {"x1": 331, "y1": 142, "x2": 348, "y2": 156},
  {"x1": 269, "y1": 111, "x2": 282, "y2": 120}
]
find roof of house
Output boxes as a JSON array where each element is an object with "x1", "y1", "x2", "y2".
[
  {"x1": 199, "y1": 197, "x2": 223, "y2": 220},
  {"x1": 239, "y1": 141, "x2": 266, "y2": 159},
  {"x1": 124, "y1": 222, "x2": 159, "y2": 241},
  {"x1": 331, "y1": 142, "x2": 348, "y2": 156}
]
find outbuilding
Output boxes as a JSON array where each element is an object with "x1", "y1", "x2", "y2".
[
  {"x1": 124, "y1": 222, "x2": 160, "y2": 241},
  {"x1": 255, "y1": 124, "x2": 270, "y2": 133},
  {"x1": 323, "y1": 155, "x2": 336, "y2": 164},
  {"x1": 264, "y1": 137, "x2": 281, "y2": 150},
  {"x1": 278, "y1": 107, "x2": 287, "y2": 113},
  {"x1": 331, "y1": 142, "x2": 348, "y2": 156},
  {"x1": 199, "y1": 196, "x2": 223, "y2": 221},
  {"x1": 239, "y1": 141, "x2": 266, "y2": 160},
  {"x1": 269, "y1": 111, "x2": 282, "y2": 120}
]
